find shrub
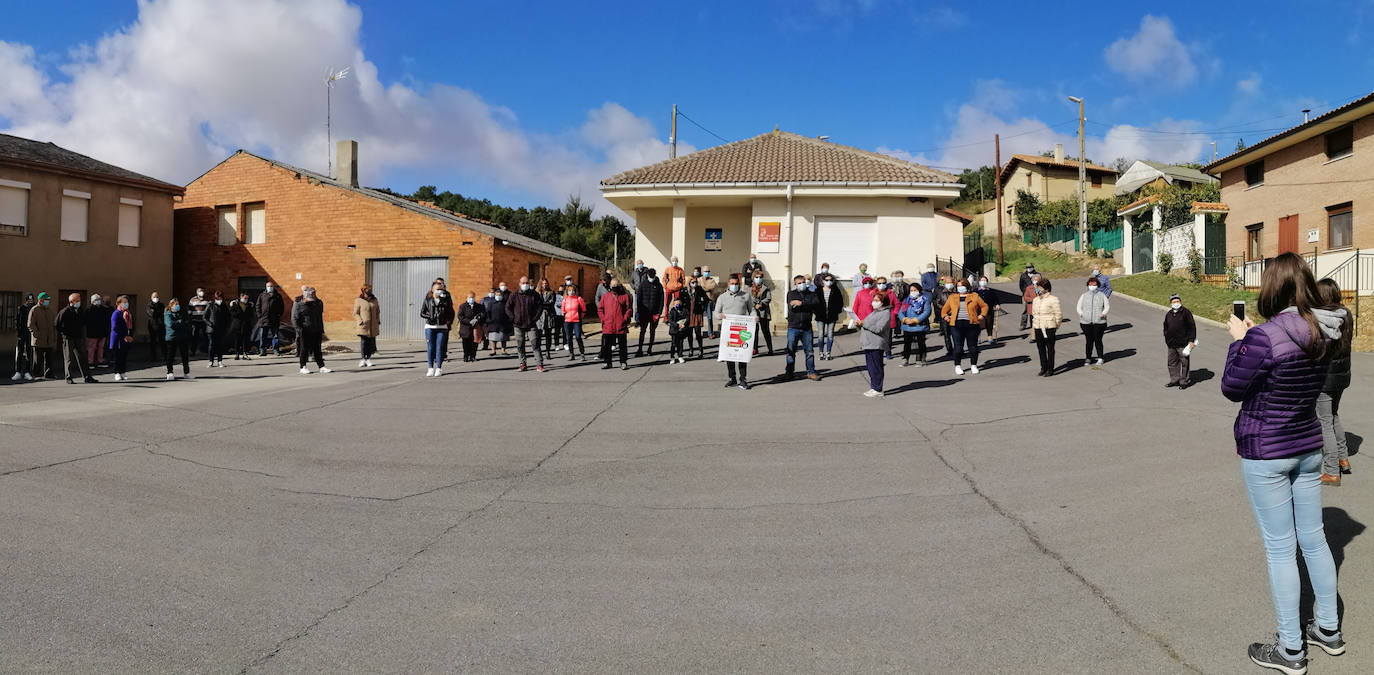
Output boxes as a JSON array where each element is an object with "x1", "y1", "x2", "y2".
[
  {"x1": 1157, "y1": 252, "x2": 1174, "y2": 275},
  {"x1": 1186, "y1": 248, "x2": 1204, "y2": 284},
  {"x1": 1226, "y1": 264, "x2": 1243, "y2": 290}
]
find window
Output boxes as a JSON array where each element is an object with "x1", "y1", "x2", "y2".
[
  {"x1": 243, "y1": 202, "x2": 266, "y2": 244},
  {"x1": 1025, "y1": 172, "x2": 1032, "y2": 188},
  {"x1": 1244, "y1": 161, "x2": 1264, "y2": 187},
  {"x1": 0, "y1": 180, "x2": 29, "y2": 236},
  {"x1": 1090, "y1": 174, "x2": 1102, "y2": 188},
  {"x1": 1328, "y1": 203, "x2": 1353, "y2": 250},
  {"x1": 0, "y1": 291, "x2": 19, "y2": 332},
  {"x1": 118, "y1": 199, "x2": 141, "y2": 247},
  {"x1": 1246, "y1": 223, "x2": 1263, "y2": 261},
  {"x1": 217, "y1": 205, "x2": 238, "y2": 246},
  {"x1": 527, "y1": 262, "x2": 540, "y2": 282},
  {"x1": 61, "y1": 191, "x2": 90, "y2": 242},
  {"x1": 238, "y1": 276, "x2": 268, "y2": 299},
  {"x1": 1325, "y1": 125, "x2": 1354, "y2": 160}
]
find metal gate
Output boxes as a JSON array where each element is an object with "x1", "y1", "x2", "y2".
[
  {"x1": 367, "y1": 257, "x2": 448, "y2": 340},
  {"x1": 1132, "y1": 225, "x2": 1154, "y2": 273},
  {"x1": 1204, "y1": 215, "x2": 1227, "y2": 274}
]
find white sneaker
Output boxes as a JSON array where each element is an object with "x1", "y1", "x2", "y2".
[
  {"x1": 114, "y1": 373, "x2": 124, "y2": 381},
  {"x1": 183, "y1": 373, "x2": 195, "y2": 380},
  {"x1": 359, "y1": 359, "x2": 368, "y2": 368},
  {"x1": 1095, "y1": 358, "x2": 1105, "y2": 366},
  {"x1": 954, "y1": 365, "x2": 964, "y2": 375},
  {"x1": 165, "y1": 373, "x2": 175, "y2": 381},
  {"x1": 10, "y1": 372, "x2": 19, "y2": 381},
  {"x1": 969, "y1": 365, "x2": 979, "y2": 374},
  {"x1": 365, "y1": 359, "x2": 374, "y2": 367},
  {"x1": 207, "y1": 361, "x2": 214, "y2": 368},
  {"x1": 300, "y1": 367, "x2": 311, "y2": 375},
  {"x1": 319, "y1": 367, "x2": 332, "y2": 373},
  {"x1": 863, "y1": 388, "x2": 883, "y2": 398},
  {"x1": 425, "y1": 367, "x2": 435, "y2": 377},
  {"x1": 434, "y1": 368, "x2": 442, "y2": 377},
  {"x1": 23, "y1": 372, "x2": 32, "y2": 381}
]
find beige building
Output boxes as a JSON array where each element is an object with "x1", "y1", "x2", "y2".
[
  {"x1": 1203, "y1": 90, "x2": 1374, "y2": 291},
  {"x1": 0, "y1": 134, "x2": 184, "y2": 352},
  {"x1": 983, "y1": 146, "x2": 1119, "y2": 233},
  {"x1": 600, "y1": 130, "x2": 964, "y2": 323}
]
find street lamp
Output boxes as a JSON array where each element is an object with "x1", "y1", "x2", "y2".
[
  {"x1": 1068, "y1": 96, "x2": 1087, "y2": 251},
  {"x1": 326, "y1": 66, "x2": 350, "y2": 176}
]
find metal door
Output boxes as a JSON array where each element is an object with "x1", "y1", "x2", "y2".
[
  {"x1": 1132, "y1": 225, "x2": 1154, "y2": 273},
  {"x1": 367, "y1": 258, "x2": 448, "y2": 340},
  {"x1": 1204, "y1": 215, "x2": 1227, "y2": 274}
]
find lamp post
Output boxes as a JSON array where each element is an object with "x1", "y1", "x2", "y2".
[
  {"x1": 325, "y1": 67, "x2": 350, "y2": 176},
  {"x1": 1068, "y1": 96, "x2": 1086, "y2": 251}
]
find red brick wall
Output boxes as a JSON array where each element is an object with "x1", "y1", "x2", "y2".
[{"x1": 174, "y1": 153, "x2": 600, "y2": 333}]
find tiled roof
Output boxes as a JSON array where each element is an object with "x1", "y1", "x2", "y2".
[
  {"x1": 1116, "y1": 194, "x2": 1160, "y2": 216},
  {"x1": 939, "y1": 208, "x2": 974, "y2": 222},
  {"x1": 998, "y1": 153, "x2": 1117, "y2": 186},
  {"x1": 1190, "y1": 202, "x2": 1229, "y2": 213},
  {"x1": 0, "y1": 133, "x2": 183, "y2": 193},
  {"x1": 1204, "y1": 89, "x2": 1374, "y2": 173},
  {"x1": 601, "y1": 130, "x2": 960, "y2": 186},
  {"x1": 231, "y1": 151, "x2": 600, "y2": 265}
]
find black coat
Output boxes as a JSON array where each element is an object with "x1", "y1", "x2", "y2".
[
  {"x1": 292, "y1": 297, "x2": 325, "y2": 335},
  {"x1": 84, "y1": 304, "x2": 112, "y2": 338},
  {"x1": 456, "y1": 300, "x2": 486, "y2": 339},
  {"x1": 636, "y1": 279, "x2": 665, "y2": 317},
  {"x1": 255, "y1": 290, "x2": 284, "y2": 329},
  {"x1": 816, "y1": 284, "x2": 846, "y2": 322},
  {"x1": 205, "y1": 301, "x2": 231, "y2": 336},
  {"x1": 1324, "y1": 344, "x2": 1352, "y2": 393},
  {"x1": 1162, "y1": 307, "x2": 1196, "y2": 349},
  {"x1": 56, "y1": 305, "x2": 85, "y2": 341},
  {"x1": 228, "y1": 300, "x2": 255, "y2": 335},
  {"x1": 785, "y1": 289, "x2": 822, "y2": 329},
  {"x1": 420, "y1": 295, "x2": 455, "y2": 329},
  {"x1": 15, "y1": 302, "x2": 34, "y2": 339},
  {"x1": 146, "y1": 300, "x2": 165, "y2": 334}
]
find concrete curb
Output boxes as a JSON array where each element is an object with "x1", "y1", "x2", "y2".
[{"x1": 1110, "y1": 291, "x2": 1229, "y2": 330}]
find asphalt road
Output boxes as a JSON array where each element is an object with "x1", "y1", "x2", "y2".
[{"x1": 2, "y1": 281, "x2": 1370, "y2": 673}]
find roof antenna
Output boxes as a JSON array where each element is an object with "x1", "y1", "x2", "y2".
[{"x1": 1302, "y1": 109, "x2": 1311, "y2": 123}]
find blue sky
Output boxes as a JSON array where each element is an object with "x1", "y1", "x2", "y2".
[{"x1": 2, "y1": 0, "x2": 1371, "y2": 219}]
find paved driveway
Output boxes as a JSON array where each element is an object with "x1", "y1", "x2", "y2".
[{"x1": 2, "y1": 281, "x2": 1370, "y2": 673}]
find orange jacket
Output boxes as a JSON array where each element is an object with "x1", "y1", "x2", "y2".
[
  {"x1": 662, "y1": 266, "x2": 685, "y2": 294},
  {"x1": 940, "y1": 293, "x2": 988, "y2": 324}
]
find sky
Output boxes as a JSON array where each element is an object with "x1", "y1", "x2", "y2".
[{"x1": 2, "y1": 0, "x2": 1371, "y2": 223}]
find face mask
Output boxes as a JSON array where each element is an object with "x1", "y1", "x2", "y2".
[
  {"x1": 957, "y1": 286, "x2": 968, "y2": 294},
  {"x1": 494, "y1": 293, "x2": 503, "y2": 300},
  {"x1": 1171, "y1": 302, "x2": 1182, "y2": 310},
  {"x1": 1088, "y1": 286, "x2": 1099, "y2": 293},
  {"x1": 636, "y1": 263, "x2": 644, "y2": 269},
  {"x1": 73, "y1": 302, "x2": 82, "y2": 308},
  {"x1": 467, "y1": 298, "x2": 475, "y2": 304},
  {"x1": 265, "y1": 286, "x2": 274, "y2": 292},
  {"x1": 689, "y1": 282, "x2": 697, "y2": 288},
  {"x1": 927, "y1": 268, "x2": 935, "y2": 273},
  {"x1": 863, "y1": 282, "x2": 873, "y2": 289},
  {"x1": 1092, "y1": 270, "x2": 1101, "y2": 276},
  {"x1": 821, "y1": 267, "x2": 829, "y2": 273},
  {"x1": 749, "y1": 258, "x2": 758, "y2": 264},
  {"x1": 909, "y1": 291, "x2": 919, "y2": 298},
  {"x1": 795, "y1": 283, "x2": 806, "y2": 291},
  {"x1": 728, "y1": 284, "x2": 739, "y2": 293},
  {"x1": 520, "y1": 284, "x2": 530, "y2": 292},
  {"x1": 752, "y1": 278, "x2": 761, "y2": 285},
  {"x1": 649, "y1": 278, "x2": 657, "y2": 284},
  {"x1": 978, "y1": 281, "x2": 987, "y2": 288},
  {"x1": 823, "y1": 280, "x2": 832, "y2": 287},
  {"x1": 42, "y1": 301, "x2": 50, "y2": 308},
  {"x1": 436, "y1": 291, "x2": 446, "y2": 298},
  {"x1": 216, "y1": 299, "x2": 224, "y2": 305},
  {"x1": 871, "y1": 301, "x2": 883, "y2": 310},
  {"x1": 197, "y1": 291, "x2": 204, "y2": 298},
  {"x1": 877, "y1": 283, "x2": 888, "y2": 290},
  {"x1": 1034, "y1": 287, "x2": 1044, "y2": 295},
  {"x1": 120, "y1": 303, "x2": 129, "y2": 310},
  {"x1": 944, "y1": 283, "x2": 954, "y2": 290},
  {"x1": 93, "y1": 299, "x2": 102, "y2": 306},
  {"x1": 703, "y1": 272, "x2": 711, "y2": 278},
  {"x1": 170, "y1": 305, "x2": 178, "y2": 312},
  {"x1": 807, "y1": 283, "x2": 816, "y2": 292},
  {"x1": 151, "y1": 297, "x2": 159, "y2": 303},
  {"x1": 893, "y1": 276, "x2": 903, "y2": 282},
  {"x1": 670, "y1": 260, "x2": 679, "y2": 266},
  {"x1": 486, "y1": 293, "x2": 494, "y2": 298}
]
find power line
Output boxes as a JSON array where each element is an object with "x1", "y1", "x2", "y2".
[
  {"x1": 675, "y1": 108, "x2": 730, "y2": 144},
  {"x1": 896, "y1": 119, "x2": 1078, "y2": 155}
]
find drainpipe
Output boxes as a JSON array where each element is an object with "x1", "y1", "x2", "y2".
[{"x1": 784, "y1": 183, "x2": 794, "y2": 324}]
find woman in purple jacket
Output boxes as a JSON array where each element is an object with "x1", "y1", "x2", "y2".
[{"x1": 1221, "y1": 252, "x2": 1347, "y2": 673}]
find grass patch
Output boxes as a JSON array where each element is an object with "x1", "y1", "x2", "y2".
[
  {"x1": 1111, "y1": 273, "x2": 1259, "y2": 324},
  {"x1": 992, "y1": 237, "x2": 1098, "y2": 279}
]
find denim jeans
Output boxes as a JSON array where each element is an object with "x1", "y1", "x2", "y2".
[
  {"x1": 818, "y1": 321, "x2": 836, "y2": 354},
  {"x1": 1316, "y1": 391, "x2": 1347, "y2": 476},
  {"x1": 784, "y1": 327, "x2": 815, "y2": 373},
  {"x1": 1241, "y1": 450, "x2": 1339, "y2": 651},
  {"x1": 258, "y1": 326, "x2": 279, "y2": 355},
  {"x1": 425, "y1": 328, "x2": 449, "y2": 368},
  {"x1": 562, "y1": 322, "x2": 585, "y2": 356}
]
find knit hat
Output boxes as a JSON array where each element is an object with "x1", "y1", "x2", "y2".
[
  {"x1": 862, "y1": 276, "x2": 874, "y2": 284},
  {"x1": 1169, "y1": 294, "x2": 1180, "y2": 302}
]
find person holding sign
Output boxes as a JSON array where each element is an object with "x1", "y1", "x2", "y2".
[{"x1": 715, "y1": 274, "x2": 754, "y2": 390}]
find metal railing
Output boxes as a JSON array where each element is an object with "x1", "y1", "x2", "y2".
[
  {"x1": 1322, "y1": 249, "x2": 1373, "y2": 336},
  {"x1": 935, "y1": 256, "x2": 977, "y2": 282}
]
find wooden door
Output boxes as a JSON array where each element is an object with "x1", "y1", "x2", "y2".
[{"x1": 1278, "y1": 214, "x2": 1299, "y2": 256}]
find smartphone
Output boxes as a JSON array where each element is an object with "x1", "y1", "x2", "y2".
[{"x1": 1232, "y1": 300, "x2": 1246, "y2": 321}]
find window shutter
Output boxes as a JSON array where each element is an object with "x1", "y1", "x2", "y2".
[
  {"x1": 217, "y1": 206, "x2": 238, "y2": 246},
  {"x1": 0, "y1": 185, "x2": 27, "y2": 232},
  {"x1": 61, "y1": 195, "x2": 89, "y2": 242},
  {"x1": 244, "y1": 203, "x2": 266, "y2": 244},
  {"x1": 118, "y1": 204, "x2": 141, "y2": 247}
]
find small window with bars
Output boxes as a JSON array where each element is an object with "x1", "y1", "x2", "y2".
[{"x1": 0, "y1": 291, "x2": 20, "y2": 332}]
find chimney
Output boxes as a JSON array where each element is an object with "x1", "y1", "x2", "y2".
[
  {"x1": 1053, "y1": 143, "x2": 1064, "y2": 163},
  {"x1": 1302, "y1": 109, "x2": 1311, "y2": 123},
  {"x1": 335, "y1": 140, "x2": 358, "y2": 187}
]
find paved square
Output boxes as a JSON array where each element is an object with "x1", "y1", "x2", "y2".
[{"x1": 2, "y1": 282, "x2": 1370, "y2": 673}]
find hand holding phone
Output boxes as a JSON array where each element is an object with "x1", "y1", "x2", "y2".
[{"x1": 1232, "y1": 300, "x2": 1246, "y2": 321}]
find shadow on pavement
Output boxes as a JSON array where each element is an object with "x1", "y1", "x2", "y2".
[
  {"x1": 1103, "y1": 348, "x2": 1137, "y2": 362},
  {"x1": 1189, "y1": 368, "x2": 1216, "y2": 385},
  {"x1": 1104, "y1": 322, "x2": 1134, "y2": 333},
  {"x1": 981, "y1": 355, "x2": 1032, "y2": 369},
  {"x1": 886, "y1": 378, "x2": 959, "y2": 395},
  {"x1": 1347, "y1": 433, "x2": 1362, "y2": 457},
  {"x1": 1299, "y1": 507, "x2": 1366, "y2": 625}
]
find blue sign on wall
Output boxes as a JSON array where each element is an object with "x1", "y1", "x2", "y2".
[{"x1": 705, "y1": 228, "x2": 722, "y2": 251}]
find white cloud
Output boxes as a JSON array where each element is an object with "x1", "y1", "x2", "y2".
[
  {"x1": 1103, "y1": 15, "x2": 1199, "y2": 89},
  {"x1": 0, "y1": 0, "x2": 674, "y2": 218},
  {"x1": 1236, "y1": 72, "x2": 1262, "y2": 95}
]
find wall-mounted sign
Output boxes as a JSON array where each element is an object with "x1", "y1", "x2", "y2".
[
  {"x1": 756, "y1": 222, "x2": 780, "y2": 253},
  {"x1": 705, "y1": 228, "x2": 722, "y2": 251},
  {"x1": 1308, "y1": 229, "x2": 1319, "y2": 243}
]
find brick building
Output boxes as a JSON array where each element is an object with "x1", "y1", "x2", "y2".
[
  {"x1": 174, "y1": 142, "x2": 601, "y2": 341},
  {"x1": 1, "y1": 133, "x2": 183, "y2": 353}
]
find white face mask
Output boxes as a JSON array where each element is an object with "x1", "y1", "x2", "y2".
[
  {"x1": 197, "y1": 291, "x2": 204, "y2": 298},
  {"x1": 670, "y1": 260, "x2": 679, "y2": 266},
  {"x1": 871, "y1": 300, "x2": 883, "y2": 310},
  {"x1": 877, "y1": 283, "x2": 888, "y2": 290},
  {"x1": 823, "y1": 280, "x2": 832, "y2": 287},
  {"x1": 863, "y1": 282, "x2": 873, "y2": 289},
  {"x1": 957, "y1": 286, "x2": 967, "y2": 294},
  {"x1": 92, "y1": 298, "x2": 102, "y2": 306},
  {"x1": 749, "y1": 258, "x2": 758, "y2": 264},
  {"x1": 752, "y1": 278, "x2": 761, "y2": 285},
  {"x1": 908, "y1": 291, "x2": 919, "y2": 298},
  {"x1": 893, "y1": 276, "x2": 903, "y2": 282},
  {"x1": 728, "y1": 284, "x2": 739, "y2": 293},
  {"x1": 520, "y1": 284, "x2": 530, "y2": 292},
  {"x1": 795, "y1": 283, "x2": 806, "y2": 291},
  {"x1": 436, "y1": 291, "x2": 446, "y2": 298},
  {"x1": 498, "y1": 285, "x2": 507, "y2": 291},
  {"x1": 265, "y1": 286, "x2": 274, "y2": 292},
  {"x1": 1088, "y1": 286, "x2": 1099, "y2": 293},
  {"x1": 944, "y1": 283, "x2": 954, "y2": 290},
  {"x1": 151, "y1": 297, "x2": 159, "y2": 303},
  {"x1": 978, "y1": 280, "x2": 987, "y2": 288},
  {"x1": 214, "y1": 299, "x2": 222, "y2": 305},
  {"x1": 1171, "y1": 302, "x2": 1182, "y2": 310},
  {"x1": 1093, "y1": 270, "x2": 1101, "y2": 276},
  {"x1": 821, "y1": 267, "x2": 829, "y2": 273}
]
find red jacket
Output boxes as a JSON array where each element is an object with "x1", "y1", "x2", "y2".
[
  {"x1": 561, "y1": 295, "x2": 586, "y2": 323},
  {"x1": 598, "y1": 290, "x2": 633, "y2": 334}
]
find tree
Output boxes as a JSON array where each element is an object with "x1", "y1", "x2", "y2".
[
  {"x1": 956, "y1": 165, "x2": 996, "y2": 201},
  {"x1": 1040, "y1": 149, "x2": 1095, "y2": 164},
  {"x1": 1112, "y1": 157, "x2": 1132, "y2": 173}
]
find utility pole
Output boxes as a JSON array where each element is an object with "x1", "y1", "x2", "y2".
[
  {"x1": 994, "y1": 133, "x2": 1004, "y2": 266},
  {"x1": 670, "y1": 104, "x2": 678, "y2": 159},
  {"x1": 1211, "y1": 141, "x2": 1218, "y2": 162},
  {"x1": 1068, "y1": 96, "x2": 1086, "y2": 250},
  {"x1": 614, "y1": 230, "x2": 619, "y2": 270}
]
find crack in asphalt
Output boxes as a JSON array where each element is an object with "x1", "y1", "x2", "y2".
[
  {"x1": 274, "y1": 474, "x2": 516, "y2": 502},
  {"x1": 238, "y1": 365, "x2": 654, "y2": 673},
  {"x1": 145, "y1": 449, "x2": 287, "y2": 478},
  {"x1": 500, "y1": 490, "x2": 958, "y2": 512}
]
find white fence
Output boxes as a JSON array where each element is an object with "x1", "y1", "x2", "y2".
[{"x1": 1159, "y1": 226, "x2": 1193, "y2": 267}]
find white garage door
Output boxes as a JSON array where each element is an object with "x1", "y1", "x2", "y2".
[{"x1": 815, "y1": 217, "x2": 876, "y2": 287}]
